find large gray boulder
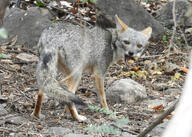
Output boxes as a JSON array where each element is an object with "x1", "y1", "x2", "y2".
[
  {"x1": 106, "y1": 79, "x2": 147, "y2": 104},
  {"x1": 0, "y1": 0, "x2": 8, "y2": 27},
  {"x1": 96, "y1": 0, "x2": 165, "y2": 40},
  {"x1": 155, "y1": 0, "x2": 192, "y2": 28},
  {"x1": 0, "y1": 7, "x2": 52, "y2": 47}
]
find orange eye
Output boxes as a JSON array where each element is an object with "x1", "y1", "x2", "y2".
[
  {"x1": 137, "y1": 44, "x2": 142, "y2": 48},
  {"x1": 123, "y1": 40, "x2": 130, "y2": 45}
]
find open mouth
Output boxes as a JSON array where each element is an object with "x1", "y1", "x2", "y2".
[{"x1": 124, "y1": 55, "x2": 135, "y2": 67}]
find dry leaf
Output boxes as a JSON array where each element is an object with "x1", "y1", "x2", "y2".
[{"x1": 16, "y1": 53, "x2": 39, "y2": 62}]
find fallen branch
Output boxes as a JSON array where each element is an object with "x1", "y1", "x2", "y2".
[
  {"x1": 168, "y1": 0, "x2": 177, "y2": 56},
  {"x1": 110, "y1": 123, "x2": 138, "y2": 135},
  {"x1": 138, "y1": 99, "x2": 179, "y2": 137}
]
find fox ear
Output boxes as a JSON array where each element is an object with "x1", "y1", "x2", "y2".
[
  {"x1": 115, "y1": 15, "x2": 128, "y2": 32},
  {"x1": 141, "y1": 27, "x2": 152, "y2": 38}
]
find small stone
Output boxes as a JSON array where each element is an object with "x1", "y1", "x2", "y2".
[
  {"x1": 63, "y1": 133, "x2": 93, "y2": 137},
  {"x1": 7, "y1": 116, "x2": 29, "y2": 125},
  {"x1": 45, "y1": 127, "x2": 71, "y2": 136},
  {"x1": 0, "y1": 105, "x2": 8, "y2": 115},
  {"x1": 106, "y1": 79, "x2": 147, "y2": 104}
]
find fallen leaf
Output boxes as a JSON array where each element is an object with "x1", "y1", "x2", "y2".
[
  {"x1": 181, "y1": 67, "x2": 189, "y2": 73},
  {"x1": 16, "y1": 53, "x2": 39, "y2": 62},
  {"x1": 10, "y1": 64, "x2": 21, "y2": 70},
  {"x1": 0, "y1": 53, "x2": 11, "y2": 59},
  {"x1": 171, "y1": 72, "x2": 181, "y2": 81}
]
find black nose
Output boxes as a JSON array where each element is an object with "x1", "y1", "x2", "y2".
[{"x1": 128, "y1": 52, "x2": 134, "y2": 56}]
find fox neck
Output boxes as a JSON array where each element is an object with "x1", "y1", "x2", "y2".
[{"x1": 110, "y1": 29, "x2": 125, "y2": 63}]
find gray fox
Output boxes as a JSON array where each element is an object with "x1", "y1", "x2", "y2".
[{"x1": 32, "y1": 15, "x2": 152, "y2": 121}]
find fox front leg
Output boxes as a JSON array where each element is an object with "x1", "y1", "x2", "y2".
[{"x1": 95, "y1": 74, "x2": 109, "y2": 110}]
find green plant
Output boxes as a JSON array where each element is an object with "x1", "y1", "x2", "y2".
[
  {"x1": 162, "y1": 35, "x2": 167, "y2": 42},
  {"x1": 0, "y1": 53, "x2": 11, "y2": 59},
  {"x1": 82, "y1": 0, "x2": 96, "y2": 3},
  {"x1": 144, "y1": 0, "x2": 155, "y2": 3},
  {"x1": 35, "y1": 0, "x2": 46, "y2": 7},
  {"x1": 84, "y1": 124, "x2": 121, "y2": 134},
  {"x1": 0, "y1": 27, "x2": 8, "y2": 39},
  {"x1": 84, "y1": 105, "x2": 130, "y2": 136},
  {"x1": 88, "y1": 105, "x2": 114, "y2": 115}
]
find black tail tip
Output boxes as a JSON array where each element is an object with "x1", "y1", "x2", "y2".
[{"x1": 71, "y1": 96, "x2": 87, "y2": 106}]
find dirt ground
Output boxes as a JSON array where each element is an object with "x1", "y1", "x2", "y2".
[
  {"x1": 0, "y1": 33, "x2": 191, "y2": 137},
  {"x1": 0, "y1": 0, "x2": 192, "y2": 137}
]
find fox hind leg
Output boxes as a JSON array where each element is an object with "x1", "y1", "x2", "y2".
[
  {"x1": 61, "y1": 71, "x2": 87, "y2": 121},
  {"x1": 67, "y1": 76, "x2": 87, "y2": 121}
]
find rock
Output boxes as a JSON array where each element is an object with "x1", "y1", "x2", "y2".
[
  {"x1": 63, "y1": 133, "x2": 93, "y2": 137},
  {"x1": 120, "y1": 132, "x2": 137, "y2": 137},
  {"x1": 0, "y1": 104, "x2": 8, "y2": 115},
  {"x1": 165, "y1": 88, "x2": 181, "y2": 95},
  {"x1": 155, "y1": 0, "x2": 192, "y2": 28},
  {"x1": 96, "y1": 0, "x2": 165, "y2": 40},
  {"x1": 106, "y1": 79, "x2": 147, "y2": 104},
  {"x1": 0, "y1": 95, "x2": 8, "y2": 103},
  {"x1": 153, "y1": 83, "x2": 169, "y2": 91},
  {"x1": 149, "y1": 121, "x2": 168, "y2": 137},
  {"x1": 0, "y1": 7, "x2": 52, "y2": 47},
  {"x1": 7, "y1": 116, "x2": 29, "y2": 125},
  {"x1": 45, "y1": 127, "x2": 71, "y2": 136},
  {"x1": 164, "y1": 88, "x2": 181, "y2": 99}
]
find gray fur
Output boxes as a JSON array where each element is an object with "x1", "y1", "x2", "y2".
[{"x1": 36, "y1": 19, "x2": 151, "y2": 106}]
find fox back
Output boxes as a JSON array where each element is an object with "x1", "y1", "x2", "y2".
[{"x1": 38, "y1": 18, "x2": 152, "y2": 76}]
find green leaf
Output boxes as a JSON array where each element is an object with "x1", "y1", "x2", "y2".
[
  {"x1": 83, "y1": 0, "x2": 96, "y2": 3},
  {"x1": 82, "y1": 0, "x2": 88, "y2": 3},
  {"x1": 0, "y1": 28, "x2": 8, "y2": 39},
  {"x1": 162, "y1": 35, "x2": 167, "y2": 42},
  {"x1": 0, "y1": 53, "x2": 11, "y2": 59},
  {"x1": 90, "y1": 0, "x2": 96, "y2": 2},
  {"x1": 116, "y1": 118, "x2": 130, "y2": 126},
  {"x1": 35, "y1": 0, "x2": 46, "y2": 7}
]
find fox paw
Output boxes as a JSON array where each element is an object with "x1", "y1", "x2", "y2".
[
  {"x1": 31, "y1": 112, "x2": 45, "y2": 119},
  {"x1": 76, "y1": 115, "x2": 87, "y2": 122}
]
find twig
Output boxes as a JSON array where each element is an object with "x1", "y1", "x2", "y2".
[
  {"x1": 168, "y1": 0, "x2": 177, "y2": 56},
  {"x1": 0, "y1": 127, "x2": 22, "y2": 133},
  {"x1": 110, "y1": 123, "x2": 138, "y2": 135},
  {"x1": 0, "y1": 114, "x2": 18, "y2": 120},
  {"x1": 178, "y1": 26, "x2": 190, "y2": 48},
  {"x1": 137, "y1": 99, "x2": 179, "y2": 137},
  {"x1": 141, "y1": 54, "x2": 163, "y2": 59}
]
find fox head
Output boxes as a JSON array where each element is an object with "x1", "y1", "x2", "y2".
[{"x1": 113, "y1": 15, "x2": 152, "y2": 66}]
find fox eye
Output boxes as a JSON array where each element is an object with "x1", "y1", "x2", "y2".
[
  {"x1": 123, "y1": 40, "x2": 130, "y2": 45},
  {"x1": 137, "y1": 44, "x2": 142, "y2": 48}
]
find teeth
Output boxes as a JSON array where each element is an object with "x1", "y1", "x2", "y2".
[
  {"x1": 125, "y1": 55, "x2": 135, "y2": 67},
  {"x1": 134, "y1": 57, "x2": 138, "y2": 61},
  {"x1": 127, "y1": 59, "x2": 134, "y2": 64}
]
